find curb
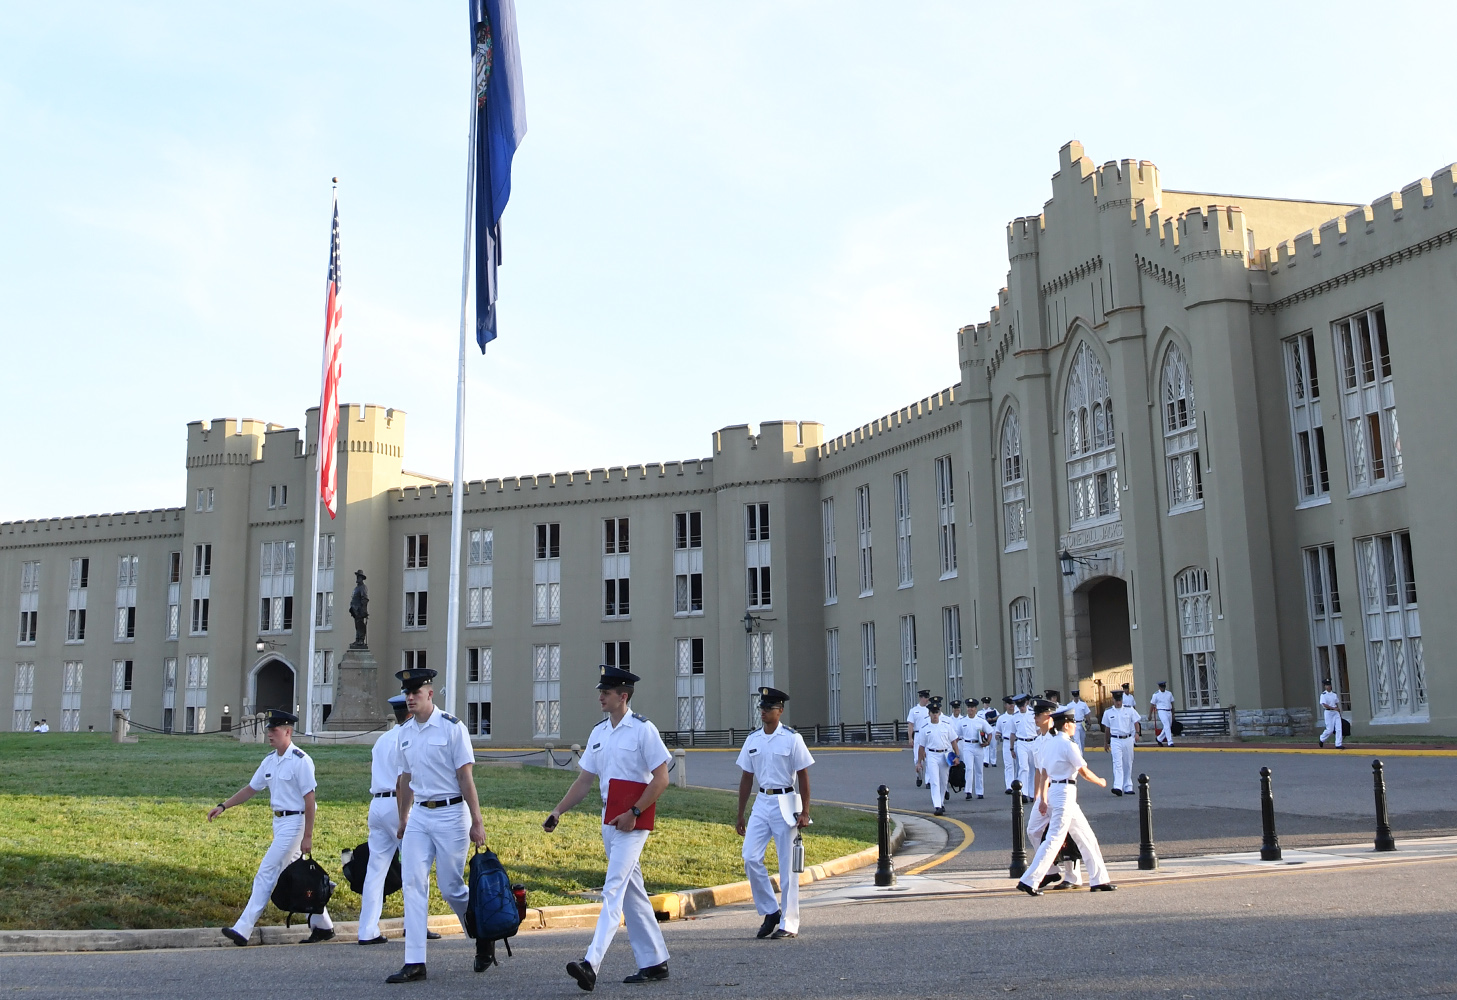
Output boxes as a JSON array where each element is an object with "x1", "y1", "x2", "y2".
[{"x1": 0, "y1": 821, "x2": 903, "y2": 954}]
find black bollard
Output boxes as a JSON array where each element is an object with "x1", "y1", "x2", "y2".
[
  {"x1": 1137, "y1": 773, "x2": 1158, "y2": 870},
  {"x1": 1009, "y1": 779, "x2": 1028, "y2": 878},
  {"x1": 1259, "y1": 766, "x2": 1282, "y2": 861},
  {"x1": 1372, "y1": 759, "x2": 1397, "y2": 852},
  {"x1": 874, "y1": 784, "x2": 897, "y2": 886}
]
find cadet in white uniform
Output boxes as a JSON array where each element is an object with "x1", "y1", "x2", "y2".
[
  {"x1": 906, "y1": 690, "x2": 931, "y2": 786},
  {"x1": 547, "y1": 665, "x2": 672, "y2": 992},
  {"x1": 1150, "y1": 681, "x2": 1176, "y2": 747},
  {"x1": 358, "y1": 694, "x2": 409, "y2": 946},
  {"x1": 957, "y1": 703, "x2": 993, "y2": 799},
  {"x1": 995, "y1": 697, "x2": 1019, "y2": 793},
  {"x1": 735, "y1": 686, "x2": 814, "y2": 939},
  {"x1": 976, "y1": 697, "x2": 997, "y2": 767},
  {"x1": 916, "y1": 697, "x2": 961, "y2": 816},
  {"x1": 1318, "y1": 679, "x2": 1344, "y2": 748},
  {"x1": 1011, "y1": 694, "x2": 1038, "y2": 800},
  {"x1": 386, "y1": 667, "x2": 487, "y2": 984},
  {"x1": 1101, "y1": 691, "x2": 1141, "y2": 795},
  {"x1": 1120, "y1": 683, "x2": 1137, "y2": 713},
  {"x1": 1068, "y1": 689, "x2": 1091, "y2": 752},
  {"x1": 210, "y1": 709, "x2": 335, "y2": 945},
  {"x1": 1016, "y1": 709, "x2": 1114, "y2": 895}
]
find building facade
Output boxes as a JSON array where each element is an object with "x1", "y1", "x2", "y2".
[{"x1": 5, "y1": 142, "x2": 1455, "y2": 740}]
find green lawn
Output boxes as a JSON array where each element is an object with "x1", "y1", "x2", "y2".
[{"x1": 0, "y1": 733, "x2": 875, "y2": 931}]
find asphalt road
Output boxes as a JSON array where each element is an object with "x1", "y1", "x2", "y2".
[
  {"x1": 681, "y1": 745, "x2": 1457, "y2": 869},
  {"x1": 6, "y1": 858, "x2": 1454, "y2": 998}
]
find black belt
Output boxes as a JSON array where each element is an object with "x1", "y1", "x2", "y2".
[
  {"x1": 1051, "y1": 778, "x2": 1077, "y2": 784},
  {"x1": 1015, "y1": 737, "x2": 1037, "y2": 742},
  {"x1": 1110, "y1": 734, "x2": 1133, "y2": 739},
  {"x1": 373, "y1": 791, "x2": 396, "y2": 798},
  {"x1": 926, "y1": 748, "x2": 950, "y2": 753},
  {"x1": 419, "y1": 796, "x2": 464, "y2": 809},
  {"x1": 760, "y1": 787, "x2": 793, "y2": 795},
  {"x1": 274, "y1": 810, "x2": 301, "y2": 817}
]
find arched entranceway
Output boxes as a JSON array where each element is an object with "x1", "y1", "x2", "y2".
[
  {"x1": 1070, "y1": 576, "x2": 1133, "y2": 717},
  {"x1": 253, "y1": 659, "x2": 295, "y2": 715}
]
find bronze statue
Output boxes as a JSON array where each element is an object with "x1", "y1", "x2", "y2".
[{"x1": 348, "y1": 570, "x2": 369, "y2": 648}]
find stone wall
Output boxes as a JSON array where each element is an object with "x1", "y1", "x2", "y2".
[{"x1": 1237, "y1": 707, "x2": 1314, "y2": 738}]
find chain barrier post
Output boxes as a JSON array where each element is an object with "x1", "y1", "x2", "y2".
[
  {"x1": 1259, "y1": 766, "x2": 1282, "y2": 861},
  {"x1": 1372, "y1": 759, "x2": 1396, "y2": 852},
  {"x1": 874, "y1": 784, "x2": 896, "y2": 887}
]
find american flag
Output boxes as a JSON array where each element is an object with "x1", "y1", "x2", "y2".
[{"x1": 318, "y1": 190, "x2": 343, "y2": 518}]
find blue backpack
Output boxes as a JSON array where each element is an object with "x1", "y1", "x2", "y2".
[{"x1": 466, "y1": 847, "x2": 522, "y2": 955}]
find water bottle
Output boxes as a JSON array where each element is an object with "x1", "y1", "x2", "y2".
[
  {"x1": 791, "y1": 832, "x2": 805, "y2": 874},
  {"x1": 512, "y1": 883, "x2": 527, "y2": 921}
]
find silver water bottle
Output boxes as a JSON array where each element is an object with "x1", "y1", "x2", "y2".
[{"x1": 791, "y1": 832, "x2": 805, "y2": 873}]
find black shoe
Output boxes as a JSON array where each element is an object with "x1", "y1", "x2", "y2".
[
  {"x1": 1089, "y1": 883, "x2": 1118, "y2": 892},
  {"x1": 769, "y1": 929, "x2": 797, "y2": 939},
  {"x1": 386, "y1": 964, "x2": 427, "y2": 984},
  {"x1": 623, "y1": 963, "x2": 670, "y2": 984},
  {"x1": 1022, "y1": 795, "x2": 1033, "y2": 803},
  {"x1": 567, "y1": 960, "x2": 597, "y2": 992},
  {"x1": 977, "y1": 795, "x2": 984, "y2": 799},
  {"x1": 474, "y1": 940, "x2": 497, "y2": 973},
  {"x1": 933, "y1": 806, "x2": 945, "y2": 816},
  {"x1": 1111, "y1": 788, "x2": 1123, "y2": 796},
  {"x1": 359, "y1": 935, "x2": 390, "y2": 945},
  {"x1": 1038, "y1": 872, "x2": 1062, "y2": 888},
  {"x1": 965, "y1": 792, "x2": 973, "y2": 800},
  {"x1": 944, "y1": 793, "x2": 951, "y2": 803},
  {"x1": 221, "y1": 927, "x2": 248, "y2": 947},
  {"x1": 1015, "y1": 882, "x2": 1043, "y2": 897},
  {"x1": 1004, "y1": 789, "x2": 1013, "y2": 795},
  {"x1": 916, "y1": 778, "x2": 923, "y2": 787},
  {"x1": 427, "y1": 930, "x2": 440, "y2": 940},
  {"x1": 1049, "y1": 880, "x2": 1079, "y2": 890},
  {"x1": 757, "y1": 911, "x2": 781, "y2": 938},
  {"x1": 1318, "y1": 737, "x2": 1325, "y2": 747},
  {"x1": 302, "y1": 927, "x2": 335, "y2": 944}
]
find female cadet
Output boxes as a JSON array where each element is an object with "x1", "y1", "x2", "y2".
[{"x1": 1016, "y1": 708, "x2": 1116, "y2": 895}]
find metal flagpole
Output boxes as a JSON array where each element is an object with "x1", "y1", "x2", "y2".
[{"x1": 444, "y1": 93, "x2": 479, "y2": 715}]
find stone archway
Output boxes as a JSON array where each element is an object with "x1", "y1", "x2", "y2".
[
  {"x1": 1068, "y1": 575, "x2": 1133, "y2": 718},
  {"x1": 253, "y1": 659, "x2": 296, "y2": 715}
]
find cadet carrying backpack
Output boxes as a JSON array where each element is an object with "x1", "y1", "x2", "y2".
[
  {"x1": 341, "y1": 841, "x2": 402, "y2": 897},
  {"x1": 271, "y1": 854, "x2": 336, "y2": 927},
  {"x1": 464, "y1": 847, "x2": 523, "y2": 956}
]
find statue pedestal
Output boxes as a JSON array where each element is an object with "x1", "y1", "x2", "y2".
[{"x1": 326, "y1": 646, "x2": 385, "y2": 730}]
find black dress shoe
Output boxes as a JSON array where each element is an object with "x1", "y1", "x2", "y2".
[
  {"x1": 1089, "y1": 883, "x2": 1118, "y2": 892},
  {"x1": 1038, "y1": 872, "x2": 1062, "y2": 888},
  {"x1": 1049, "y1": 880, "x2": 1079, "y2": 890},
  {"x1": 1015, "y1": 882, "x2": 1043, "y2": 897},
  {"x1": 769, "y1": 929, "x2": 797, "y2": 939},
  {"x1": 1004, "y1": 789, "x2": 1013, "y2": 795},
  {"x1": 359, "y1": 935, "x2": 389, "y2": 945},
  {"x1": 474, "y1": 939, "x2": 497, "y2": 972},
  {"x1": 1111, "y1": 788, "x2": 1123, "y2": 796},
  {"x1": 965, "y1": 792, "x2": 973, "y2": 800},
  {"x1": 385, "y1": 964, "x2": 427, "y2": 983},
  {"x1": 221, "y1": 927, "x2": 248, "y2": 947},
  {"x1": 757, "y1": 910, "x2": 781, "y2": 938},
  {"x1": 1022, "y1": 795, "x2": 1033, "y2": 803},
  {"x1": 933, "y1": 806, "x2": 945, "y2": 816},
  {"x1": 977, "y1": 794, "x2": 984, "y2": 799},
  {"x1": 624, "y1": 962, "x2": 669, "y2": 983},
  {"x1": 567, "y1": 960, "x2": 597, "y2": 992},
  {"x1": 916, "y1": 777, "x2": 923, "y2": 787},
  {"x1": 302, "y1": 927, "x2": 336, "y2": 944},
  {"x1": 426, "y1": 930, "x2": 441, "y2": 940}
]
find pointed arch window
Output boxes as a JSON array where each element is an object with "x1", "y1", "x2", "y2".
[
  {"x1": 1001, "y1": 412, "x2": 1026, "y2": 550},
  {"x1": 1176, "y1": 567, "x2": 1218, "y2": 707},
  {"x1": 1162, "y1": 344, "x2": 1203, "y2": 513},
  {"x1": 1065, "y1": 343, "x2": 1119, "y2": 524},
  {"x1": 1010, "y1": 597, "x2": 1034, "y2": 694}
]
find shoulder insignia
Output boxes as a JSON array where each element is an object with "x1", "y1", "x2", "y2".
[
  {"x1": 441, "y1": 713, "x2": 459, "y2": 724},
  {"x1": 291, "y1": 747, "x2": 305, "y2": 758},
  {"x1": 631, "y1": 712, "x2": 647, "y2": 722},
  {"x1": 784, "y1": 726, "x2": 797, "y2": 734}
]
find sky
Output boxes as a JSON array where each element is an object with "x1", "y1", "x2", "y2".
[{"x1": 3, "y1": 1, "x2": 1455, "y2": 522}]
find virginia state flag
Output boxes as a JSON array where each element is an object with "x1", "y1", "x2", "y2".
[{"x1": 469, "y1": 0, "x2": 527, "y2": 349}]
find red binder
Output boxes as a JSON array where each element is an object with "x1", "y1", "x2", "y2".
[{"x1": 605, "y1": 779, "x2": 655, "y2": 831}]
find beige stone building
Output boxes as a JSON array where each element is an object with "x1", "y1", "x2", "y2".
[{"x1": 5, "y1": 142, "x2": 1454, "y2": 741}]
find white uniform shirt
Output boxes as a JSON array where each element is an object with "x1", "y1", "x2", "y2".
[
  {"x1": 736, "y1": 724, "x2": 814, "y2": 788},
  {"x1": 994, "y1": 711, "x2": 1018, "y2": 744},
  {"x1": 1121, "y1": 691, "x2": 1138, "y2": 711},
  {"x1": 396, "y1": 707, "x2": 475, "y2": 800},
  {"x1": 1014, "y1": 708, "x2": 1038, "y2": 741},
  {"x1": 1102, "y1": 705, "x2": 1140, "y2": 737},
  {"x1": 1041, "y1": 732, "x2": 1087, "y2": 781},
  {"x1": 247, "y1": 744, "x2": 317, "y2": 812},
  {"x1": 918, "y1": 719, "x2": 959, "y2": 754},
  {"x1": 1030, "y1": 730, "x2": 1055, "y2": 771},
  {"x1": 907, "y1": 704, "x2": 930, "y2": 742},
  {"x1": 1070, "y1": 700, "x2": 1091, "y2": 724},
  {"x1": 578, "y1": 711, "x2": 672, "y2": 808},
  {"x1": 1150, "y1": 690, "x2": 1175, "y2": 713},
  {"x1": 370, "y1": 726, "x2": 405, "y2": 795},
  {"x1": 965, "y1": 714, "x2": 995, "y2": 747},
  {"x1": 1319, "y1": 691, "x2": 1341, "y2": 712}
]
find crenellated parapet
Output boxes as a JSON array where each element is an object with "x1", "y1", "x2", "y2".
[
  {"x1": 0, "y1": 507, "x2": 184, "y2": 545},
  {"x1": 816, "y1": 388, "x2": 959, "y2": 474}
]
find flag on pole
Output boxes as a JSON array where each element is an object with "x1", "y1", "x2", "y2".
[
  {"x1": 469, "y1": 0, "x2": 527, "y2": 349},
  {"x1": 318, "y1": 189, "x2": 344, "y2": 518}
]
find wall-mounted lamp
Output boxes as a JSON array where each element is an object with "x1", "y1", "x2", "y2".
[{"x1": 1059, "y1": 549, "x2": 1110, "y2": 577}]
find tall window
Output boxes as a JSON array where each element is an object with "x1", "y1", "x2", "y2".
[
  {"x1": 821, "y1": 498, "x2": 838, "y2": 605},
  {"x1": 1000, "y1": 414, "x2": 1027, "y2": 550},
  {"x1": 1010, "y1": 597, "x2": 1033, "y2": 694},
  {"x1": 603, "y1": 517, "x2": 631, "y2": 619},
  {"x1": 268, "y1": 484, "x2": 289, "y2": 509},
  {"x1": 534, "y1": 523, "x2": 562, "y2": 624},
  {"x1": 860, "y1": 622, "x2": 877, "y2": 723},
  {"x1": 1065, "y1": 343, "x2": 1119, "y2": 524},
  {"x1": 1175, "y1": 567, "x2": 1218, "y2": 707},
  {"x1": 114, "y1": 555, "x2": 138, "y2": 641},
  {"x1": 825, "y1": 629, "x2": 842, "y2": 726},
  {"x1": 1284, "y1": 332, "x2": 1330, "y2": 504},
  {"x1": 747, "y1": 631, "x2": 773, "y2": 726},
  {"x1": 603, "y1": 640, "x2": 631, "y2": 672},
  {"x1": 1304, "y1": 545, "x2": 1349, "y2": 712},
  {"x1": 532, "y1": 643, "x2": 561, "y2": 737},
  {"x1": 61, "y1": 660, "x2": 83, "y2": 732},
  {"x1": 166, "y1": 551, "x2": 181, "y2": 640},
  {"x1": 1335, "y1": 307, "x2": 1402, "y2": 493},
  {"x1": 674, "y1": 512, "x2": 704, "y2": 616},
  {"x1": 402, "y1": 649, "x2": 427, "y2": 672},
  {"x1": 745, "y1": 504, "x2": 771, "y2": 609},
  {"x1": 162, "y1": 657, "x2": 176, "y2": 733},
  {"x1": 1357, "y1": 530, "x2": 1425, "y2": 720},
  {"x1": 258, "y1": 541, "x2": 296, "y2": 633},
  {"x1": 315, "y1": 533, "x2": 335, "y2": 629},
  {"x1": 403, "y1": 534, "x2": 428, "y2": 630},
  {"x1": 466, "y1": 646, "x2": 492, "y2": 736},
  {"x1": 899, "y1": 614, "x2": 918, "y2": 717},
  {"x1": 1162, "y1": 344, "x2": 1203, "y2": 512},
  {"x1": 942, "y1": 605, "x2": 964, "y2": 704},
  {"x1": 111, "y1": 659, "x2": 134, "y2": 721},
  {"x1": 195, "y1": 487, "x2": 214, "y2": 511},
  {"x1": 66, "y1": 557, "x2": 89, "y2": 643},
  {"x1": 893, "y1": 472, "x2": 913, "y2": 588},
  {"x1": 17, "y1": 561, "x2": 39, "y2": 645},
  {"x1": 12, "y1": 662, "x2": 35, "y2": 732},
  {"x1": 311, "y1": 649, "x2": 333, "y2": 730},
  {"x1": 934, "y1": 456, "x2": 958, "y2": 576},
  {"x1": 467, "y1": 529, "x2": 493, "y2": 627},
  {"x1": 675, "y1": 637, "x2": 706, "y2": 732},
  {"x1": 190, "y1": 544, "x2": 211, "y2": 636},
  {"x1": 855, "y1": 485, "x2": 873, "y2": 597},
  {"x1": 184, "y1": 654, "x2": 207, "y2": 733}
]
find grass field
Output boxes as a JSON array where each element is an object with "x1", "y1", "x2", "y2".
[{"x1": 0, "y1": 733, "x2": 876, "y2": 931}]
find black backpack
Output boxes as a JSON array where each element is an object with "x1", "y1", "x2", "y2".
[
  {"x1": 271, "y1": 854, "x2": 335, "y2": 927},
  {"x1": 464, "y1": 847, "x2": 523, "y2": 958},
  {"x1": 341, "y1": 841, "x2": 402, "y2": 897}
]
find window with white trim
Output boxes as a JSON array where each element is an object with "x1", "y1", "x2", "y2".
[
  {"x1": 466, "y1": 646, "x2": 492, "y2": 736},
  {"x1": 893, "y1": 472, "x2": 912, "y2": 588},
  {"x1": 166, "y1": 552, "x2": 181, "y2": 640},
  {"x1": 934, "y1": 456, "x2": 958, "y2": 576},
  {"x1": 603, "y1": 517, "x2": 630, "y2": 619},
  {"x1": 190, "y1": 545, "x2": 211, "y2": 636},
  {"x1": 1010, "y1": 597, "x2": 1033, "y2": 694},
  {"x1": 534, "y1": 524, "x2": 561, "y2": 624},
  {"x1": 821, "y1": 498, "x2": 838, "y2": 605},
  {"x1": 675, "y1": 637, "x2": 706, "y2": 732},
  {"x1": 1065, "y1": 343, "x2": 1119, "y2": 524},
  {"x1": 1175, "y1": 567, "x2": 1218, "y2": 707},
  {"x1": 66, "y1": 558, "x2": 89, "y2": 643},
  {"x1": 402, "y1": 649, "x2": 427, "y2": 674},
  {"x1": 942, "y1": 605, "x2": 963, "y2": 704},
  {"x1": 532, "y1": 643, "x2": 561, "y2": 737},
  {"x1": 17, "y1": 561, "x2": 39, "y2": 645},
  {"x1": 12, "y1": 662, "x2": 35, "y2": 732},
  {"x1": 467, "y1": 529, "x2": 493, "y2": 627},
  {"x1": 745, "y1": 503, "x2": 772, "y2": 609},
  {"x1": 403, "y1": 534, "x2": 428, "y2": 630},
  {"x1": 825, "y1": 629, "x2": 842, "y2": 726},
  {"x1": 855, "y1": 485, "x2": 873, "y2": 597},
  {"x1": 1162, "y1": 344, "x2": 1203, "y2": 513},
  {"x1": 1335, "y1": 307, "x2": 1402, "y2": 493},
  {"x1": 195, "y1": 488, "x2": 214, "y2": 512},
  {"x1": 312, "y1": 649, "x2": 333, "y2": 730},
  {"x1": 1356, "y1": 530, "x2": 1425, "y2": 721},
  {"x1": 899, "y1": 614, "x2": 917, "y2": 717},
  {"x1": 1303, "y1": 545, "x2": 1350, "y2": 712},
  {"x1": 61, "y1": 660, "x2": 83, "y2": 732},
  {"x1": 114, "y1": 555, "x2": 138, "y2": 641},
  {"x1": 673, "y1": 512, "x2": 704, "y2": 617},
  {"x1": 860, "y1": 622, "x2": 877, "y2": 723},
  {"x1": 111, "y1": 659, "x2": 134, "y2": 723},
  {"x1": 1284, "y1": 332, "x2": 1330, "y2": 504},
  {"x1": 603, "y1": 640, "x2": 631, "y2": 672},
  {"x1": 747, "y1": 631, "x2": 773, "y2": 726},
  {"x1": 258, "y1": 541, "x2": 296, "y2": 634},
  {"x1": 184, "y1": 654, "x2": 207, "y2": 733},
  {"x1": 162, "y1": 656, "x2": 176, "y2": 733},
  {"x1": 315, "y1": 534, "x2": 335, "y2": 629},
  {"x1": 1000, "y1": 414, "x2": 1027, "y2": 550}
]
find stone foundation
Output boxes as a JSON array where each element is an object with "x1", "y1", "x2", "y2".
[{"x1": 1236, "y1": 707, "x2": 1314, "y2": 738}]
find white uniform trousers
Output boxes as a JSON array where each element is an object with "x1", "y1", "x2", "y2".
[
  {"x1": 1014, "y1": 741, "x2": 1033, "y2": 793},
  {"x1": 1074, "y1": 723, "x2": 1087, "y2": 753},
  {"x1": 230, "y1": 812, "x2": 333, "y2": 938},
  {"x1": 401, "y1": 802, "x2": 469, "y2": 965},
  {"x1": 1001, "y1": 740, "x2": 1018, "y2": 791},
  {"x1": 984, "y1": 736, "x2": 999, "y2": 768},
  {"x1": 1109, "y1": 736, "x2": 1135, "y2": 793},
  {"x1": 357, "y1": 796, "x2": 404, "y2": 942},
  {"x1": 1025, "y1": 795, "x2": 1079, "y2": 884},
  {"x1": 1156, "y1": 710, "x2": 1175, "y2": 746},
  {"x1": 1320, "y1": 710, "x2": 1344, "y2": 747},
  {"x1": 742, "y1": 794, "x2": 801, "y2": 934},
  {"x1": 1018, "y1": 783, "x2": 1110, "y2": 889},
  {"x1": 586, "y1": 825, "x2": 669, "y2": 971},
  {"x1": 923, "y1": 752, "x2": 950, "y2": 808},
  {"x1": 968, "y1": 750, "x2": 985, "y2": 796}
]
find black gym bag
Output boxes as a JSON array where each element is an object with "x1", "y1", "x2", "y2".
[
  {"x1": 271, "y1": 854, "x2": 335, "y2": 927},
  {"x1": 948, "y1": 761, "x2": 967, "y2": 792},
  {"x1": 341, "y1": 841, "x2": 402, "y2": 897}
]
